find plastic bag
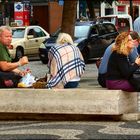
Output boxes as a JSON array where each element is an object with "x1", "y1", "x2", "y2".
[{"x1": 18, "y1": 73, "x2": 36, "y2": 88}]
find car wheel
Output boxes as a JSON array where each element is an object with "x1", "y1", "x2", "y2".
[
  {"x1": 82, "y1": 48, "x2": 89, "y2": 64},
  {"x1": 15, "y1": 48, "x2": 23, "y2": 61},
  {"x1": 41, "y1": 59, "x2": 48, "y2": 64},
  {"x1": 39, "y1": 53, "x2": 48, "y2": 64}
]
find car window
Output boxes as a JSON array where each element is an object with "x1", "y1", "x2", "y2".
[
  {"x1": 28, "y1": 29, "x2": 35, "y2": 37},
  {"x1": 97, "y1": 23, "x2": 116, "y2": 35},
  {"x1": 109, "y1": 17, "x2": 116, "y2": 25},
  {"x1": 12, "y1": 28, "x2": 25, "y2": 38},
  {"x1": 99, "y1": 17, "x2": 116, "y2": 25},
  {"x1": 74, "y1": 25, "x2": 90, "y2": 38},
  {"x1": 103, "y1": 23, "x2": 117, "y2": 33},
  {"x1": 97, "y1": 24, "x2": 108, "y2": 35},
  {"x1": 34, "y1": 27, "x2": 46, "y2": 38},
  {"x1": 90, "y1": 26, "x2": 98, "y2": 35}
]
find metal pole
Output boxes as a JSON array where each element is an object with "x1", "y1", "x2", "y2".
[{"x1": 130, "y1": 0, "x2": 133, "y2": 20}]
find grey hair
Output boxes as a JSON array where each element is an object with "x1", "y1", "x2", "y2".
[
  {"x1": 56, "y1": 33, "x2": 74, "y2": 45},
  {"x1": 0, "y1": 26, "x2": 12, "y2": 35}
]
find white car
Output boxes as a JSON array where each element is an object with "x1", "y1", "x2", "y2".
[
  {"x1": 98, "y1": 14, "x2": 133, "y2": 33},
  {"x1": 9, "y1": 25, "x2": 50, "y2": 61}
]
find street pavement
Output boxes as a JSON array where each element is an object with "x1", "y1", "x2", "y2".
[{"x1": 0, "y1": 121, "x2": 139, "y2": 139}]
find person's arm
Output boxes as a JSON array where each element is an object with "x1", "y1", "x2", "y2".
[
  {"x1": 129, "y1": 47, "x2": 139, "y2": 63},
  {"x1": 0, "y1": 61, "x2": 20, "y2": 71},
  {"x1": 117, "y1": 55, "x2": 139, "y2": 79},
  {"x1": 0, "y1": 56, "x2": 29, "y2": 72}
]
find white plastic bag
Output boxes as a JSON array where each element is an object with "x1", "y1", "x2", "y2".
[{"x1": 18, "y1": 73, "x2": 36, "y2": 88}]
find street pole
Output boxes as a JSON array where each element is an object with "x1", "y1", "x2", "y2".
[{"x1": 130, "y1": 0, "x2": 133, "y2": 20}]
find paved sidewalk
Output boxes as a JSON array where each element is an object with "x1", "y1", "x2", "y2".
[{"x1": 78, "y1": 63, "x2": 100, "y2": 89}]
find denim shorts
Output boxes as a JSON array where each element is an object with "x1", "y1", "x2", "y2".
[{"x1": 64, "y1": 81, "x2": 79, "y2": 88}]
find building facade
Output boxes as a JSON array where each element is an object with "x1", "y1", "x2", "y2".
[
  {"x1": 0, "y1": 0, "x2": 63, "y2": 34},
  {"x1": 101, "y1": 0, "x2": 140, "y2": 21}
]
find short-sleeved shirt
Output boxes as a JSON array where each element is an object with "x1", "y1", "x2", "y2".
[{"x1": 0, "y1": 43, "x2": 12, "y2": 62}]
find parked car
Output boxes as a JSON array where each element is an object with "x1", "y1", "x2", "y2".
[
  {"x1": 39, "y1": 21, "x2": 119, "y2": 64},
  {"x1": 39, "y1": 28, "x2": 60, "y2": 64},
  {"x1": 97, "y1": 14, "x2": 133, "y2": 33},
  {"x1": 9, "y1": 25, "x2": 50, "y2": 61}
]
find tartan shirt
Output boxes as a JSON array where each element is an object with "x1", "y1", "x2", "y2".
[{"x1": 47, "y1": 43, "x2": 85, "y2": 88}]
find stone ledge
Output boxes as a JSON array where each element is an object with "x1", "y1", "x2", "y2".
[
  {"x1": 121, "y1": 113, "x2": 140, "y2": 121},
  {"x1": 0, "y1": 89, "x2": 138, "y2": 115}
]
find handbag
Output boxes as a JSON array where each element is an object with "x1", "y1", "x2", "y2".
[
  {"x1": 129, "y1": 68, "x2": 140, "y2": 91},
  {"x1": 17, "y1": 73, "x2": 36, "y2": 88}
]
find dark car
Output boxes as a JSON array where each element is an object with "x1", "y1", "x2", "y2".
[
  {"x1": 39, "y1": 28, "x2": 60, "y2": 64},
  {"x1": 75, "y1": 21, "x2": 119, "y2": 62},
  {"x1": 39, "y1": 21, "x2": 119, "y2": 64}
]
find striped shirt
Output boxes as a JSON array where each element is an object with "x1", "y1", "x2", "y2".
[{"x1": 47, "y1": 43, "x2": 85, "y2": 88}]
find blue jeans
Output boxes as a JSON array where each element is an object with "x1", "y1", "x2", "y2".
[{"x1": 64, "y1": 81, "x2": 79, "y2": 88}]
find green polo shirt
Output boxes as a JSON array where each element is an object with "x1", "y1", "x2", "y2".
[{"x1": 0, "y1": 43, "x2": 12, "y2": 62}]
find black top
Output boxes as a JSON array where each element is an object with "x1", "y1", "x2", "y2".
[{"x1": 106, "y1": 51, "x2": 139, "y2": 80}]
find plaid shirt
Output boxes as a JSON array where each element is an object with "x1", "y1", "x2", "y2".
[{"x1": 47, "y1": 43, "x2": 85, "y2": 88}]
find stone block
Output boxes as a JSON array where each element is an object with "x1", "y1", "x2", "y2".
[{"x1": 0, "y1": 89, "x2": 138, "y2": 115}]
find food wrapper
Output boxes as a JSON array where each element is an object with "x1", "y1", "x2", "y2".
[{"x1": 18, "y1": 73, "x2": 36, "y2": 88}]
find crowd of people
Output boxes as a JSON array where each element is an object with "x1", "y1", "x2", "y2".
[
  {"x1": 1, "y1": 17, "x2": 140, "y2": 91},
  {"x1": 0, "y1": 26, "x2": 85, "y2": 89}
]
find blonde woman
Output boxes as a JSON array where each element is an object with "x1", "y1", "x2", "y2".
[
  {"x1": 106, "y1": 31, "x2": 140, "y2": 92},
  {"x1": 46, "y1": 33, "x2": 85, "y2": 89}
]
